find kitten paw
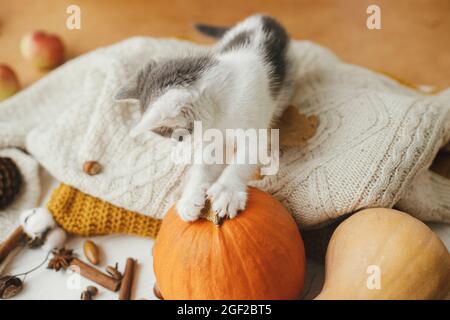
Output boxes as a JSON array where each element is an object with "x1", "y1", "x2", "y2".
[
  {"x1": 207, "y1": 182, "x2": 247, "y2": 219},
  {"x1": 176, "y1": 188, "x2": 208, "y2": 222}
]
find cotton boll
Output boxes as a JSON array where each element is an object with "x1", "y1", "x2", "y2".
[
  {"x1": 20, "y1": 207, "x2": 56, "y2": 237},
  {"x1": 20, "y1": 208, "x2": 35, "y2": 225},
  {"x1": 42, "y1": 227, "x2": 67, "y2": 252}
]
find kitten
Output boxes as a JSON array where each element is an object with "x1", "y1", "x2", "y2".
[{"x1": 115, "y1": 15, "x2": 296, "y2": 221}]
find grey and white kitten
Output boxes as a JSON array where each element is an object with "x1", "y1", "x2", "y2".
[{"x1": 115, "y1": 15, "x2": 296, "y2": 221}]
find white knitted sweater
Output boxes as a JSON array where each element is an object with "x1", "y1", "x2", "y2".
[{"x1": 0, "y1": 37, "x2": 449, "y2": 238}]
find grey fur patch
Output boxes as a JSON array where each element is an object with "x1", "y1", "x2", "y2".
[
  {"x1": 261, "y1": 16, "x2": 289, "y2": 97},
  {"x1": 221, "y1": 31, "x2": 253, "y2": 52},
  {"x1": 115, "y1": 61, "x2": 156, "y2": 102},
  {"x1": 116, "y1": 56, "x2": 217, "y2": 110},
  {"x1": 201, "y1": 15, "x2": 290, "y2": 98}
]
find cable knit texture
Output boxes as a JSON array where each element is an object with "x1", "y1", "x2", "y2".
[
  {"x1": 47, "y1": 183, "x2": 161, "y2": 238},
  {"x1": 0, "y1": 37, "x2": 449, "y2": 234}
]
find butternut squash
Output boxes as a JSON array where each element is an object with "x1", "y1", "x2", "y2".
[{"x1": 316, "y1": 208, "x2": 450, "y2": 300}]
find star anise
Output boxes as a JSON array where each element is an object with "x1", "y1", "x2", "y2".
[
  {"x1": 105, "y1": 263, "x2": 122, "y2": 280},
  {"x1": 47, "y1": 248, "x2": 75, "y2": 271}
]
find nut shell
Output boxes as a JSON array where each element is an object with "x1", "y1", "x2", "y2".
[
  {"x1": 80, "y1": 290, "x2": 92, "y2": 300},
  {"x1": 0, "y1": 276, "x2": 23, "y2": 299},
  {"x1": 83, "y1": 240, "x2": 100, "y2": 265},
  {"x1": 83, "y1": 161, "x2": 102, "y2": 176},
  {"x1": 86, "y1": 285, "x2": 98, "y2": 296}
]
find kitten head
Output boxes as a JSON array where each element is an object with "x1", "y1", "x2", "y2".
[{"x1": 115, "y1": 56, "x2": 217, "y2": 141}]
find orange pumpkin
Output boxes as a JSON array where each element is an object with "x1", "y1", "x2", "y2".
[{"x1": 153, "y1": 187, "x2": 305, "y2": 300}]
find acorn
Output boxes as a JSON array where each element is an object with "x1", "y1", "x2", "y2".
[{"x1": 0, "y1": 157, "x2": 22, "y2": 210}]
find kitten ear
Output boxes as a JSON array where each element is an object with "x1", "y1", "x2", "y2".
[
  {"x1": 115, "y1": 60, "x2": 156, "y2": 102},
  {"x1": 129, "y1": 89, "x2": 194, "y2": 138},
  {"x1": 115, "y1": 80, "x2": 140, "y2": 102},
  {"x1": 129, "y1": 109, "x2": 161, "y2": 138}
]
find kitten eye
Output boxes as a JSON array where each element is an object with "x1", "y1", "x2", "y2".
[{"x1": 178, "y1": 135, "x2": 184, "y2": 142}]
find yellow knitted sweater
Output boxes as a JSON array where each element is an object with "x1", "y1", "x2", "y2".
[{"x1": 47, "y1": 184, "x2": 161, "y2": 238}]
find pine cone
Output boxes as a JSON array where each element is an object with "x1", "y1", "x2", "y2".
[{"x1": 0, "y1": 157, "x2": 22, "y2": 210}]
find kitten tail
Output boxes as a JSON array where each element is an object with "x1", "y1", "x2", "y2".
[{"x1": 193, "y1": 23, "x2": 229, "y2": 38}]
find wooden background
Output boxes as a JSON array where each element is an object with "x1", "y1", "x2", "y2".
[
  {"x1": 0, "y1": 0, "x2": 449, "y2": 88},
  {"x1": 0, "y1": 0, "x2": 449, "y2": 174}
]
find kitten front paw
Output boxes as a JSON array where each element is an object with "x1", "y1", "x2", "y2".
[
  {"x1": 176, "y1": 189, "x2": 207, "y2": 222},
  {"x1": 207, "y1": 182, "x2": 247, "y2": 219}
]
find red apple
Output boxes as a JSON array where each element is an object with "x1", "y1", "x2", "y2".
[
  {"x1": 20, "y1": 31, "x2": 65, "y2": 69},
  {"x1": 0, "y1": 64, "x2": 20, "y2": 101}
]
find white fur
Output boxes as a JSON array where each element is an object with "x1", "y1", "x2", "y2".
[
  {"x1": 132, "y1": 15, "x2": 295, "y2": 221},
  {"x1": 174, "y1": 47, "x2": 280, "y2": 220}
]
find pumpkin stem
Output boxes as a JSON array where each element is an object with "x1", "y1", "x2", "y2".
[{"x1": 200, "y1": 200, "x2": 224, "y2": 226}]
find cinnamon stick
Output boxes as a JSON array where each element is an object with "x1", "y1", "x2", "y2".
[
  {"x1": 69, "y1": 258, "x2": 121, "y2": 292},
  {"x1": 0, "y1": 226, "x2": 26, "y2": 264},
  {"x1": 118, "y1": 258, "x2": 136, "y2": 300}
]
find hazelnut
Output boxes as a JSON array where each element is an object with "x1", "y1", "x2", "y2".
[
  {"x1": 83, "y1": 161, "x2": 102, "y2": 176},
  {"x1": 86, "y1": 285, "x2": 98, "y2": 296},
  {"x1": 80, "y1": 290, "x2": 92, "y2": 300}
]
